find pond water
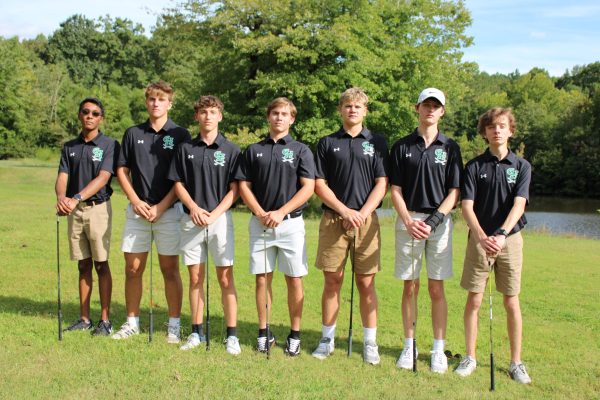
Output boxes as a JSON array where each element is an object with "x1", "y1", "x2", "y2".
[{"x1": 376, "y1": 197, "x2": 600, "y2": 240}]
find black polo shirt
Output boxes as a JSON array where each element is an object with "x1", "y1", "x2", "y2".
[
  {"x1": 235, "y1": 134, "x2": 315, "y2": 213},
  {"x1": 168, "y1": 133, "x2": 241, "y2": 213},
  {"x1": 389, "y1": 129, "x2": 463, "y2": 212},
  {"x1": 58, "y1": 132, "x2": 119, "y2": 201},
  {"x1": 315, "y1": 127, "x2": 388, "y2": 211},
  {"x1": 462, "y1": 149, "x2": 531, "y2": 236},
  {"x1": 117, "y1": 119, "x2": 191, "y2": 205}
]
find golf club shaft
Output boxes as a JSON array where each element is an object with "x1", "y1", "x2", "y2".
[
  {"x1": 489, "y1": 258, "x2": 495, "y2": 391},
  {"x1": 411, "y1": 238, "x2": 417, "y2": 372},
  {"x1": 206, "y1": 227, "x2": 210, "y2": 351},
  {"x1": 264, "y1": 229, "x2": 270, "y2": 359},
  {"x1": 348, "y1": 227, "x2": 357, "y2": 357},
  {"x1": 149, "y1": 227, "x2": 153, "y2": 343},
  {"x1": 56, "y1": 215, "x2": 63, "y2": 341}
]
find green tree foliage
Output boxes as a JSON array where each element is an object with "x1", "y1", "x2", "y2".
[{"x1": 158, "y1": 0, "x2": 473, "y2": 147}]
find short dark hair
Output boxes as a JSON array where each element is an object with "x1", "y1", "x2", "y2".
[{"x1": 78, "y1": 97, "x2": 105, "y2": 116}]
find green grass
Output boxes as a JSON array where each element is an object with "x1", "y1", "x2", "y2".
[{"x1": 0, "y1": 160, "x2": 599, "y2": 399}]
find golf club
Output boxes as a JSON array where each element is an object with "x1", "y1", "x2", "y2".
[
  {"x1": 264, "y1": 229, "x2": 270, "y2": 359},
  {"x1": 149, "y1": 226, "x2": 154, "y2": 343},
  {"x1": 205, "y1": 226, "x2": 210, "y2": 351},
  {"x1": 488, "y1": 257, "x2": 495, "y2": 391},
  {"x1": 56, "y1": 215, "x2": 63, "y2": 341},
  {"x1": 411, "y1": 238, "x2": 417, "y2": 372},
  {"x1": 347, "y1": 227, "x2": 357, "y2": 357}
]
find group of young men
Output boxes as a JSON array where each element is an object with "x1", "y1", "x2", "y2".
[{"x1": 55, "y1": 81, "x2": 532, "y2": 384}]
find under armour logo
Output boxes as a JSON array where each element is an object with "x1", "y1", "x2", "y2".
[
  {"x1": 137, "y1": 140, "x2": 144, "y2": 144},
  {"x1": 333, "y1": 147, "x2": 340, "y2": 152},
  {"x1": 187, "y1": 154, "x2": 194, "y2": 159},
  {"x1": 480, "y1": 174, "x2": 487, "y2": 179},
  {"x1": 257, "y1": 153, "x2": 263, "y2": 157},
  {"x1": 69, "y1": 152, "x2": 75, "y2": 157},
  {"x1": 406, "y1": 153, "x2": 412, "y2": 158}
]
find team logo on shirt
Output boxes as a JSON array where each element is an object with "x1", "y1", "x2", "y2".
[
  {"x1": 362, "y1": 142, "x2": 374, "y2": 157},
  {"x1": 506, "y1": 168, "x2": 519, "y2": 184},
  {"x1": 163, "y1": 135, "x2": 174, "y2": 150},
  {"x1": 434, "y1": 149, "x2": 447, "y2": 165},
  {"x1": 91, "y1": 147, "x2": 104, "y2": 162},
  {"x1": 214, "y1": 151, "x2": 226, "y2": 167},
  {"x1": 282, "y1": 148, "x2": 294, "y2": 163},
  {"x1": 69, "y1": 152, "x2": 76, "y2": 157}
]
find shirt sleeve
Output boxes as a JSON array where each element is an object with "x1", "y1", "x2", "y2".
[
  {"x1": 314, "y1": 137, "x2": 327, "y2": 179},
  {"x1": 446, "y1": 141, "x2": 463, "y2": 190},
  {"x1": 373, "y1": 136, "x2": 389, "y2": 178},
  {"x1": 117, "y1": 130, "x2": 131, "y2": 168},
  {"x1": 461, "y1": 161, "x2": 477, "y2": 201},
  {"x1": 167, "y1": 145, "x2": 184, "y2": 183},
  {"x1": 99, "y1": 139, "x2": 117, "y2": 175},
  {"x1": 514, "y1": 159, "x2": 531, "y2": 201},
  {"x1": 229, "y1": 146, "x2": 242, "y2": 184},
  {"x1": 388, "y1": 141, "x2": 403, "y2": 187},
  {"x1": 297, "y1": 144, "x2": 316, "y2": 179},
  {"x1": 58, "y1": 144, "x2": 70, "y2": 174},
  {"x1": 234, "y1": 147, "x2": 252, "y2": 182}
]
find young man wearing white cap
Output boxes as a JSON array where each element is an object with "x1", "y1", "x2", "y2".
[{"x1": 389, "y1": 88, "x2": 463, "y2": 373}]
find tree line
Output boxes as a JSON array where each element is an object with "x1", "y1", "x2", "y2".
[{"x1": 1, "y1": 0, "x2": 599, "y2": 197}]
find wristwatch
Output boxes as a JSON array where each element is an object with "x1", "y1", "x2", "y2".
[
  {"x1": 496, "y1": 228, "x2": 508, "y2": 237},
  {"x1": 73, "y1": 193, "x2": 83, "y2": 202}
]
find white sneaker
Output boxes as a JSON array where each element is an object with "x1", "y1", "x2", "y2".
[
  {"x1": 396, "y1": 347, "x2": 419, "y2": 370},
  {"x1": 167, "y1": 324, "x2": 181, "y2": 344},
  {"x1": 180, "y1": 333, "x2": 205, "y2": 350},
  {"x1": 311, "y1": 337, "x2": 334, "y2": 360},
  {"x1": 454, "y1": 356, "x2": 477, "y2": 377},
  {"x1": 225, "y1": 336, "x2": 241, "y2": 355},
  {"x1": 363, "y1": 340, "x2": 380, "y2": 365},
  {"x1": 430, "y1": 351, "x2": 448, "y2": 373},
  {"x1": 111, "y1": 322, "x2": 140, "y2": 340},
  {"x1": 509, "y1": 362, "x2": 532, "y2": 384}
]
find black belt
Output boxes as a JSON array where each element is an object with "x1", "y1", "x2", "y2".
[
  {"x1": 83, "y1": 199, "x2": 106, "y2": 206},
  {"x1": 283, "y1": 210, "x2": 302, "y2": 220}
]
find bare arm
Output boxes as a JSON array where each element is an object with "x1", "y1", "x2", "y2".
[
  {"x1": 117, "y1": 166, "x2": 151, "y2": 220},
  {"x1": 391, "y1": 184, "x2": 429, "y2": 239},
  {"x1": 55, "y1": 172, "x2": 73, "y2": 216},
  {"x1": 488, "y1": 196, "x2": 527, "y2": 253},
  {"x1": 315, "y1": 178, "x2": 365, "y2": 228},
  {"x1": 203, "y1": 181, "x2": 239, "y2": 225},
  {"x1": 239, "y1": 180, "x2": 267, "y2": 220},
  {"x1": 461, "y1": 199, "x2": 502, "y2": 255}
]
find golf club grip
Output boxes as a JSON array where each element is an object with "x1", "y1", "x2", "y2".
[
  {"x1": 412, "y1": 338, "x2": 417, "y2": 372},
  {"x1": 490, "y1": 352, "x2": 495, "y2": 391}
]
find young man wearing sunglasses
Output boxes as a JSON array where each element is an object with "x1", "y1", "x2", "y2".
[{"x1": 55, "y1": 97, "x2": 119, "y2": 336}]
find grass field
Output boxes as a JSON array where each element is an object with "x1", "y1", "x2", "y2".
[{"x1": 0, "y1": 160, "x2": 599, "y2": 399}]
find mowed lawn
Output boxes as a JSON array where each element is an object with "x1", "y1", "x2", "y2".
[{"x1": 0, "y1": 160, "x2": 598, "y2": 400}]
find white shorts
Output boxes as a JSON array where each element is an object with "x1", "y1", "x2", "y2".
[
  {"x1": 121, "y1": 203, "x2": 182, "y2": 255},
  {"x1": 395, "y1": 212, "x2": 453, "y2": 280},
  {"x1": 180, "y1": 211, "x2": 234, "y2": 267},
  {"x1": 248, "y1": 215, "x2": 308, "y2": 278}
]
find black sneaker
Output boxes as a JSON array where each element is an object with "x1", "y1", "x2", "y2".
[
  {"x1": 284, "y1": 335, "x2": 301, "y2": 357},
  {"x1": 257, "y1": 334, "x2": 276, "y2": 353},
  {"x1": 64, "y1": 319, "x2": 93, "y2": 331},
  {"x1": 92, "y1": 320, "x2": 113, "y2": 336}
]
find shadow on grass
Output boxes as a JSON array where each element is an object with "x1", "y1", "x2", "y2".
[{"x1": 0, "y1": 295, "x2": 406, "y2": 357}]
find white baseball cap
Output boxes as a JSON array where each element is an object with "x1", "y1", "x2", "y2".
[{"x1": 417, "y1": 88, "x2": 445, "y2": 106}]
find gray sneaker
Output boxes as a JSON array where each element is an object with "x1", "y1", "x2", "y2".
[
  {"x1": 312, "y1": 337, "x2": 334, "y2": 360},
  {"x1": 64, "y1": 319, "x2": 93, "y2": 331},
  {"x1": 111, "y1": 322, "x2": 140, "y2": 340},
  {"x1": 509, "y1": 362, "x2": 532, "y2": 384},
  {"x1": 363, "y1": 340, "x2": 380, "y2": 365},
  {"x1": 454, "y1": 356, "x2": 477, "y2": 377},
  {"x1": 166, "y1": 324, "x2": 181, "y2": 344},
  {"x1": 91, "y1": 320, "x2": 113, "y2": 337}
]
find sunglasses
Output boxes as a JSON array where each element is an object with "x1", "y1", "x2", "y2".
[{"x1": 80, "y1": 109, "x2": 102, "y2": 117}]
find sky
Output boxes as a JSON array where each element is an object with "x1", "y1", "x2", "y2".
[{"x1": 1, "y1": 0, "x2": 599, "y2": 77}]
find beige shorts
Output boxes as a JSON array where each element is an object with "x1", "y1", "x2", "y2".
[
  {"x1": 121, "y1": 203, "x2": 182, "y2": 256},
  {"x1": 461, "y1": 231, "x2": 523, "y2": 296},
  {"x1": 315, "y1": 211, "x2": 381, "y2": 275},
  {"x1": 180, "y1": 211, "x2": 234, "y2": 267},
  {"x1": 68, "y1": 200, "x2": 112, "y2": 262}
]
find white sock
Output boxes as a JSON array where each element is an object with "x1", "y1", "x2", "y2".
[
  {"x1": 169, "y1": 317, "x2": 181, "y2": 328},
  {"x1": 363, "y1": 327, "x2": 377, "y2": 343},
  {"x1": 433, "y1": 339, "x2": 445, "y2": 353},
  {"x1": 127, "y1": 316, "x2": 139, "y2": 328},
  {"x1": 322, "y1": 324, "x2": 336, "y2": 342},
  {"x1": 404, "y1": 337, "x2": 413, "y2": 349}
]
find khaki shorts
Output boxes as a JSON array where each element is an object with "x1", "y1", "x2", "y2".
[
  {"x1": 315, "y1": 211, "x2": 381, "y2": 274},
  {"x1": 121, "y1": 203, "x2": 182, "y2": 256},
  {"x1": 461, "y1": 231, "x2": 523, "y2": 296},
  {"x1": 68, "y1": 200, "x2": 112, "y2": 262}
]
